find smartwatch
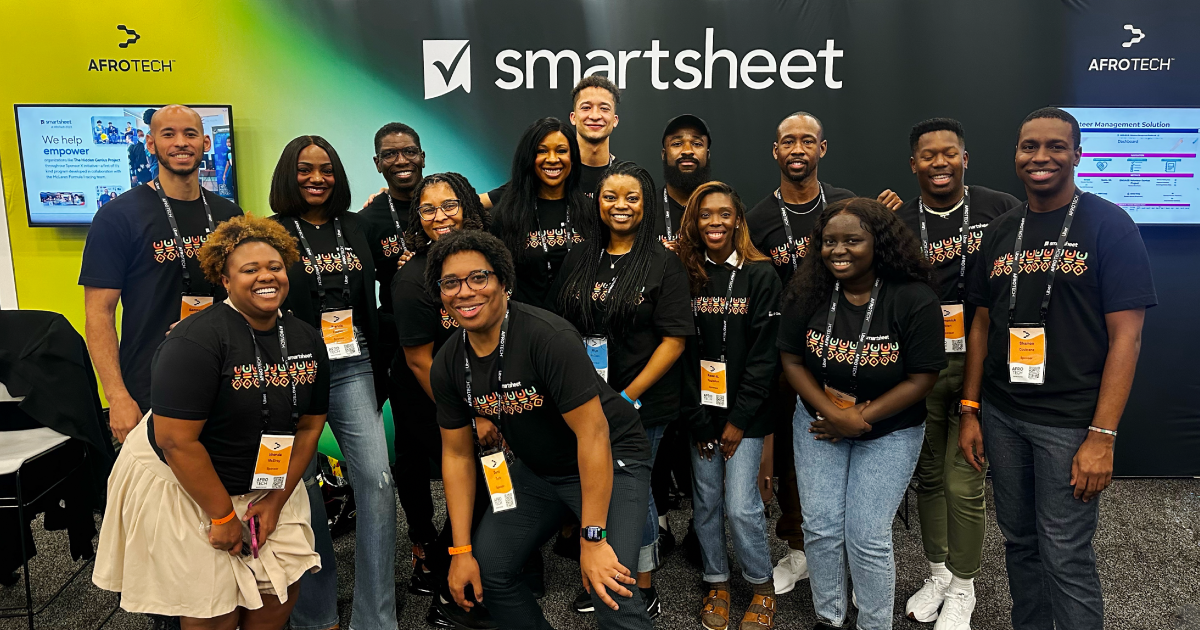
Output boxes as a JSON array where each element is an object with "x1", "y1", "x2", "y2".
[{"x1": 580, "y1": 525, "x2": 607, "y2": 543}]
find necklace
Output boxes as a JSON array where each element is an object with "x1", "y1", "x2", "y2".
[{"x1": 607, "y1": 251, "x2": 628, "y2": 269}]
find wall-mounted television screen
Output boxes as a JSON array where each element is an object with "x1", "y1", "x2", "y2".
[
  {"x1": 14, "y1": 104, "x2": 237, "y2": 227},
  {"x1": 1062, "y1": 107, "x2": 1198, "y2": 225}
]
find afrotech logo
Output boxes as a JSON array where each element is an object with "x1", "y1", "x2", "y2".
[
  {"x1": 1088, "y1": 23, "x2": 1172, "y2": 72},
  {"x1": 88, "y1": 24, "x2": 174, "y2": 73},
  {"x1": 422, "y1": 28, "x2": 843, "y2": 99}
]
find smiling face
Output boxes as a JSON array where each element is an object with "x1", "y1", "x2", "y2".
[
  {"x1": 534, "y1": 130, "x2": 572, "y2": 191},
  {"x1": 820, "y1": 212, "x2": 875, "y2": 284},
  {"x1": 598, "y1": 174, "x2": 644, "y2": 239},
  {"x1": 912, "y1": 130, "x2": 968, "y2": 201},
  {"x1": 419, "y1": 181, "x2": 463, "y2": 242},
  {"x1": 697, "y1": 191, "x2": 738, "y2": 256},
  {"x1": 570, "y1": 86, "x2": 619, "y2": 143},
  {"x1": 773, "y1": 115, "x2": 826, "y2": 183},
  {"x1": 374, "y1": 132, "x2": 425, "y2": 197},
  {"x1": 146, "y1": 105, "x2": 210, "y2": 177},
  {"x1": 439, "y1": 250, "x2": 507, "y2": 333},
  {"x1": 222, "y1": 240, "x2": 289, "y2": 318},
  {"x1": 297, "y1": 144, "x2": 335, "y2": 207},
  {"x1": 1015, "y1": 117, "x2": 1081, "y2": 197}
]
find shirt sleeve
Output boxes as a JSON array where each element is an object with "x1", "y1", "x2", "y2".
[
  {"x1": 536, "y1": 328, "x2": 602, "y2": 415},
  {"x1": 391, "y1": 271, "x2": 440, "y2": 346},
  {"x1": 307, "y1": 341, "x2": 331, "y2": 416},
  {"x1": 78, "y1": 208, "x2": 131, "y2": 289},
  {"x1": 727, "y1": 269, "x2": 783, "y2": 430},
  {"x1": 1097, "y1": 228, "x2": 1158, "y2": 313},
  {"x1": 150, "y1": 337, "x2": 222, "y2": 420},
  {"x1": 966, "y1": 224, "x2": 999, "y2": 308},
  {"x1": 654, "y1": 255, "x2": 697, "y2": 337},
  {"x1": 488, "y1": 183, "x2": 510, "y2": 207},
  {"x1": 432, "y1": 341, "x2": 474, "y2": 430},
  {"x1": 777, "y1": 301, "x2": 810, "y2": 355},
  {"x1": 899, "y1": 286, "x2": 949, "y2": 374}
]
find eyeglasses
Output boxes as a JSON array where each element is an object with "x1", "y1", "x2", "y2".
[
  {"x1": 377, "y1": 147, "x2": 422, "y2": 163},
  {"x1": 437, "y1": 269, "x2": 494, "y2": 296},
  {"x1": 418, "y1": 199, "x2": 461, "y2": 220}
]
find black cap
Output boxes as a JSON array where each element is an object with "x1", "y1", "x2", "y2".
[{"x1": 662, "y1": 114, "x2": 711, "y2": 147}]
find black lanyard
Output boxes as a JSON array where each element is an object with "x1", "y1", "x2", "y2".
[
  {"x1": 153, "y1": 178, "x2": 215, "y2": 295},
  {"x1": 822, "y1": 278, "x2": 882, "y2": 395},
  {"x1": 695, "y1": 262, "x2": 739, "y2": 362},
  {"x1": 917, "y1": 188, "x2": 972, "y2": 303},
  {"x1": 293, "y1": 218, "x2": 352, "y2": 310},
  {"x1": 385, "y1": 196, "x2": 409, "y2": 253},
  {"x1": 775, "y1": 182, "x2": 826, "y2": 271},
  {"x1": 463, "y1": 308, "x2": 510, "y2": 430},
  {"x1": 535, "y1": 200, "x2": 573, "y2": 274},
  {"x1": 662, "y1": 188, "x2": 674, "y2": 241},
  {"x1": 244, "y1": 316, "x2": 298, "y2": 433},
  {"x1": 1007, "y1": 193, "x2": 1080, "y2": 327}
]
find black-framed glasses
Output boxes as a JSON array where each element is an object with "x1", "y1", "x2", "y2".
[
  {"x1": 418, "y1": 199, "x2": 461, "y2": 220},
  {"x1": 437, "y1": 269, "x2": 493, "y2": 296},
  {"x1": 377, "y1": 146, "x2": 422, "y2": 163}
]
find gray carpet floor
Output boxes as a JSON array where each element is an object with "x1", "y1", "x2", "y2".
[{"x1": 2, "y1": 479, "x2": 1198, "y2": 630}]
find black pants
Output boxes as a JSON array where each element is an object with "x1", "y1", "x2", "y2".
[
  {"x1": 391, "y1": 365, "x2": 442, "y2": 546},
  {"x1": 473, "y1": 458, "x2": 653, "y2": 630}
]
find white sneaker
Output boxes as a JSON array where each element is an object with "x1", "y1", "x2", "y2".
[
  {"x1": 933, "y1": 587, "x2": 976, "y2": 630},
  {"x1": 772, "y1": 549, "x2": 809, "y2": 594},
  {"x1": 905, "y1": 574, "x2": 951, "y2": 622}
]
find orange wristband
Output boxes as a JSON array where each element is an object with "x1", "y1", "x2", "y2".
[
  {"x1": 960, "y1": 400, "x2": 981, "y2": 410},
  {"x1": 448, "y1": 545, "x2": 472, "y2": 556},
  {"x1": 211, "y1": 509, "x2": 237, "y2": 526}
]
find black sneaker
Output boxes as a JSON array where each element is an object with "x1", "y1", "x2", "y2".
[
  {"x1": 641, "y1": 585, "x2": 661, "y2": 620},
  {"x1": 657, "y1": 525, "x2": 676, "y2": 559},
  {"x1": 573, "y1": 588, "x2": 595, "y2": 614},
  {"x1": 428, "y1": 593, "x2": 498, "y2": 630},
  {"x1": 409, "y1": 554, "x2": 436, "y2": 596}
]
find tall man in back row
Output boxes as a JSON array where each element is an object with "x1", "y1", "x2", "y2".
[
  {"x1": 961, "y1": 107, "x2": 1156, "y2": 630},
  {"x1": 81, "y1": 104, "x2": 243, "y2": 443},
  {"x1": 895, "y1": 118, "x2": 1020, "y2": 630}
]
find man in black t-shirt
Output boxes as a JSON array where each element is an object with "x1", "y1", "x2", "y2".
[
  {"x1": 80, "y1": 104, "x2": 243, "y2": 443},
  {"x1": 961, "y1": 108, "x2": 1156, "y2": 630},
  {"x1": 657, "y1": 114, "x2": 711, "y2": 251},
  {"x1": 569, "y1": 75, "x2": 620, "y2": 196},
  {"x1": 896, "y1": 118, "x2": 1021, "y2": 626},
  {"x1": 360, "y1": 122, "x2": 425, "y2": 322}
]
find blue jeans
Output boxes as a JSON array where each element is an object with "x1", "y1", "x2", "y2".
[
  {"x1": 292, "y1": 334, "x2": 397, "y2": 630},
  {"x1": 792, "y1": 401, "x2": 923, "y2": 630},
  {"x1": 981, "y1": 403, "x2": 1102, "y2": 630},
  {"x1": 638, "y1": 424, "x2": 666, "y2": 573},
  {"x1": 691, "y1": 435, "x2": 771, "y2": 584}
]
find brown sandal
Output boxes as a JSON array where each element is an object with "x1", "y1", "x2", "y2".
[
  {"x1": 740, "y1": 593, "x2": 776, "y2": 629},
  {"x1": 701, "y1": 587, "x2": 731, "y2": 630}
]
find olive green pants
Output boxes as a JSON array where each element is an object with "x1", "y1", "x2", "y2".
[{"x1": 914, "y1": 353, "x2": 988, "y2": 578}]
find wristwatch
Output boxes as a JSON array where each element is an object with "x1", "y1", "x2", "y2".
[
  {"x1": 958, "y1": 399, "x2": 981, "y2": 415},
  {"x1": 580, "y1": 526, "x2": 607, "y2": 543}
]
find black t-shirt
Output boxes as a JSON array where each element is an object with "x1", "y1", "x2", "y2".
[
  {"x1": 431, "y1": 302, "x2": 652, "y2": 477},
  {"x1": 147, "y1": 304, "x2": 330, "y2": 495},
  {"x1": 392, "y1": 253, "x2": 460, "y2": 352},
  {"x1": 357, "y1": 192, "x2": 411, "y2": 316},
  {"x1": 552, "y1": 245, "x2": 695, "y2": 426},
  {"x1": 78, "y1": 183, "x2": 244, "y2": 410},
  {"x1": 967, "y1": 192, "x2": 1157, "y2": 427},
  {"x1": 778, "y1": 280, "x2": 947, "y2": 439},
  {"x1": 578, "y1": 162, "x2": 608, "y2": 198},
  {"x1": 652, "y1": 187, "x2": 688, "y2": 246},
  {"x1": 746, "y1": 183, "x2": 856, "y2": 288},
  {"x1": 684, "y1": 257, "x2": 782, "y2": 441},
  {"x1": 489, "y1": 197, "x2": 583, "y2": 312}
]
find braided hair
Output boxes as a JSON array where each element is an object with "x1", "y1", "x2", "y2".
[{"x1": 404, "y1": 172, "x2": 491, "y2": 255}]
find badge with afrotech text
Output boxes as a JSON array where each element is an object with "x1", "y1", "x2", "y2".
[
  {"x1": 700, "y1": 360, "x2": 728, "y2": 408},
  {"x1": 584, "y1": 337, "x2": 609, "y2": 382},
  {"x1": 251, "y1": 434, "x2": 294, "y2": 491},
  {"x1": 480, "y1": 451, "x2": 517, "y2": 512},
  {"x1": 180, "y1": 295, "x2": 214, "y2": 321},
  {"x1": 823, "y1": 385, "x2": 857, "y2": 410},
  {"x1": 1008, "y1": 326, "x2": 1046, "y2": 384},
  {"x1": 942, "y1": 303, "x2": 966, "y2": 353},
  {"x1": 320, "y1": 309, "x2": 361, "y2": 359}
]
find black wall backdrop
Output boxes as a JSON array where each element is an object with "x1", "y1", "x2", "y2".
[{"x1": 308, "y1": 0, "x2": 1197, "y2": 475}]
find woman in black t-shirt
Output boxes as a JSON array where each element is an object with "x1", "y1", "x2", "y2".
[
  {"x1": 675, "y1": 181, "x2": 783, "y2": 629},
  {"x1": 553, "y1": 161, "x2": 693, "y2": 610},
  {"x1": 267, "y1": 135, "x2": 397, "y2": 629},
  {"x1": 777, "y1": 198, "x2": 946, "y2": 629},
  {"x1": 94, "y1": 215, "x2": 329, "y2": 628},
  {"x1": 427, "y1": 230, "x2": 653, "y2": 630},
  {"x1": 490, "y1": 117, "x2": 589, "y2": 312}
]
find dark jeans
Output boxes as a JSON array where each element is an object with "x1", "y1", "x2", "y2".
[
  {"x1": 473, "y1": 458, "x2": 653, "y2": 630},
  {"x1": 982, "y1": 403, "x2": 1102, "y2": 630}
]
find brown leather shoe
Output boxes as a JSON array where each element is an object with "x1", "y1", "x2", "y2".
[
  {"x1": 740, "y1": 593, "x2": 776, "y2": 629},
  {"x1": 701, "y1": 586, "x2": 731, "y2": 630}
]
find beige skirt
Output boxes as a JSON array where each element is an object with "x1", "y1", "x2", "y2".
[{"x1": 92, "y1": 419, "x2": 320, "y2": 618}]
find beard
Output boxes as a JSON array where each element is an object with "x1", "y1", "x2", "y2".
[
  {"x1": 781, "y1": 158, "x2": 817, "y2": 183},
  {"x1": 155, "y1": 150, "x2": 200, "y2": 177},
  {"x1": 662, "y1": 157, "x2": 712, "y2": 195}
]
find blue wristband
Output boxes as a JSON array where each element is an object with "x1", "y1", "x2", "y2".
[{"x1": 620, "y1": 390, "x2": 642, "y2": 410}]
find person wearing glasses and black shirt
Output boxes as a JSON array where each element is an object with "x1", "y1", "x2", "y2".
[
  {"x1": 428, "y1": 230, "x2": 653, "y2": 630},
  {"x1": 93, "y1": 215, "x2": 328, "y2": 630},
  {"x1": 269, "y1": 135, "x2": 398, "y2": 630}
]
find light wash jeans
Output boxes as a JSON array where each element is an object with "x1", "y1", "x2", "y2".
[
  {"x1": 792, "y1": 401, "x2": 923, "y2": 630},
  {"x1": 638, "y1": 423, "x2": 666, "y2": 573},
  {"x1": 690, "y1": 435, "x2": 772, "y2": 584},
  {"x1": 291, "y1": 332, "x2": 397, "y2": 630}
]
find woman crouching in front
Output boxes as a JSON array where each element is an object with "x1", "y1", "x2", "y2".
[{"x1": 93, "y1": 215, "x2": 329, "y2": 630}]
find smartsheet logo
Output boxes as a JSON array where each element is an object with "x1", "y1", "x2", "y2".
[{"x1": 424, "y1": 40, "x2": 472, "y2": 99}]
